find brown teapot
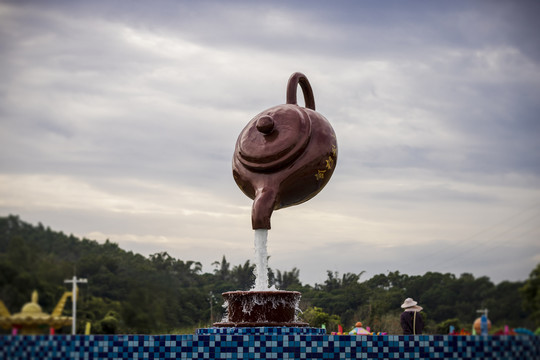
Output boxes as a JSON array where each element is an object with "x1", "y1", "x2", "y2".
[{"x1": 232, "y1": 72, "x2": 338, "y2": 229}]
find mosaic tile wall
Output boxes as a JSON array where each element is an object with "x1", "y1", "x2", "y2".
[{"x1": 1, "y1": 327, "x2": 539, "y2": 360}]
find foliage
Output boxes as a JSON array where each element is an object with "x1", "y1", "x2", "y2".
[
  {"x1": 300, "y1": 306, "x2": 340, "y2": 332},
  {"x1": 274, "y1": 268, "x2": 302, "y2": 290},
  {"x1": 0, "y1": 215, "x2": 537, "y2": 334},
  {"x1": 436, "y1": 318, "x2": 462, "y2": 334},
  {"x1": 520, "y1": 263, "x2": 540, "y2": 327},
  {"x1": 369, "y1": 313, "x2": 403, "y2": 335}
]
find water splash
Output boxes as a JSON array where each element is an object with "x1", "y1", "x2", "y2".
[
  {"x1": 253, "y1": 229, "x2": 269, "y2": 291},
  {"x1": 219, "y1": 290, "x2": 304, "y2": 325}
]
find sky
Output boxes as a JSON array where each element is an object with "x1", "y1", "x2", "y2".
[{"x1": 1, "y1": 0, "x2": 539, "y2": 287}]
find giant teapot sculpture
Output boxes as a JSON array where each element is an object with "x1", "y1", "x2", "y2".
[{"x1": 233, "y1": 72, "x2": 338, "y2": 229}]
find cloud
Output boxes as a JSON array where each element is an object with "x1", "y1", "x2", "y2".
[{"x1": 1, "y1": 1, "x2": 539, "y2": 285}]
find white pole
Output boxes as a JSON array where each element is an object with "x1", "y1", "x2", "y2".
[
  {"x1": 476, "y1": 308, "x2": 488, "y2": 318},
  {"x1": 71, "y1": 276, "x2": 75, "y2": 334},
  {"x1": 64, "y1": 276, "x2": 88, "y2": 335}
]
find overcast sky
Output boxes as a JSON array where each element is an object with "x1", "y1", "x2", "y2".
[{"x1": 1, "y1": 0, "x2": 539, "y2": 287}]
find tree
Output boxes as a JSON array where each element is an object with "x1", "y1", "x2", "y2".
[
  {"x1": 99, "y1": 311, "x2": 120, "y2": 334},
  {"x1": 212, "y1": 256, "x2": 231, "y2": 282},
  {"x1": 1, "y1": 215, "x2": 538, "y2": 335},
  {"x1": 275, "y1": 268, "x2": 302, "y2": 290},
  {"x1": 231, "y1": 260, "x2": 255, "y2": 290},
  {"x1": 520, "y1": 263, "x2": 540, "y2": 327},
  {"x1": 149, "y1": 252, "x2": 174, "y2": 272},
  {"x1": 484, "y1": 280, "x2": 529, "y2": 328},
  {"x1": 436, "y1": 318, "x2": 462, "y2": 334},
  {"x1": 300, "y1": 306, "x2": 340, "y2": 332}
]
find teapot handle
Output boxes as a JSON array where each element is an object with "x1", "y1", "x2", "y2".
[{"x1": 286, "y1": 72, "x2": 316, "y2": 110}]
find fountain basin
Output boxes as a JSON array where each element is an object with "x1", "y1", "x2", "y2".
[{"x1": 214, "y1": 290, "x2": 308, "y2": 327}]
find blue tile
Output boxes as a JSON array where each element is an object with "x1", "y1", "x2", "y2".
[{"x1": 2, "y1": 332, "x2": 540, "y2": 359}]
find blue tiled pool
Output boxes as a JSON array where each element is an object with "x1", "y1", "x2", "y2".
[{"x1": 1, "y1": 327, "x2": 539, "y2": 359}]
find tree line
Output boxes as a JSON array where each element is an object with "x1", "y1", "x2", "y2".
[{"x1": 0, "y1": 215, "x2": 538, "y2": 334}]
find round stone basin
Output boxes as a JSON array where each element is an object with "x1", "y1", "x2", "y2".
[{"x1": 214, "y1": 290, "x2": 308, "y2": 327}]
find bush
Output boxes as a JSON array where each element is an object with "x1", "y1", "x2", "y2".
[
  {"x1": 300, "y1": 306, "x2": 340, "y2": 332},
  {"x1": 436, "y1": 318, "x2": 461, "y2": 334},
  {"x1": 99, "y1": 311, "x2": 120, "y2": 334}
]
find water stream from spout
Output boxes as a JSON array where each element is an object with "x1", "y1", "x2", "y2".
[{"x1": 253, "y1": 229, "x2": 269, "y2": 291}]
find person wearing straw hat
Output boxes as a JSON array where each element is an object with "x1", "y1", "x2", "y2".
[{"x1": 400, "y1": 298, "x2": 425, "y2": 335}]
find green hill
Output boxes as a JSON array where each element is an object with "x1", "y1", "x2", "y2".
[{"x1": 0, "y1": 215, "x2": 537, "y2": 334}]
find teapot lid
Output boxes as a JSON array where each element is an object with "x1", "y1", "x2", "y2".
[
  {"x1": 236, "y1": 72, "x2": 317, "y2": 172},
  {"x1": 237, "y1": 105, "x2": 311, "y2": 172}
]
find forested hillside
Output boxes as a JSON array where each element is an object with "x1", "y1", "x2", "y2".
[{"x1": 0, "y1": 215, "x2": 537, "y2": 334}]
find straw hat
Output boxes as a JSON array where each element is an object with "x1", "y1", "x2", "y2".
[{"x1": 401, "y1": 298, "x2": 423, "y2": 312}]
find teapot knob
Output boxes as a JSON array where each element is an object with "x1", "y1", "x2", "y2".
[{"x1": 256, "y1": 115, "x2": 274, "y2": 134}]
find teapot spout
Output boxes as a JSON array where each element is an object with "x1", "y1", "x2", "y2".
[{"x1": 251, "y1": 187, "x2": 277, "y2": 230}]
